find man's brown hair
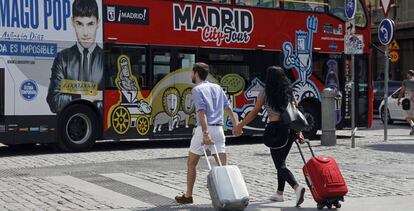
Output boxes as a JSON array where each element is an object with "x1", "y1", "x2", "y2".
[{"x1": 193, "y1": 62, "x2": 209, "y2": 81}]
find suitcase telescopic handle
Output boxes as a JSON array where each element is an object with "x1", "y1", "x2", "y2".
[
  {"x1": 294, "y1": 139, "x2": 316, "y2": 165},
  {"x1": 202, "y1": 144, "x2": 223, "y2": 171}
]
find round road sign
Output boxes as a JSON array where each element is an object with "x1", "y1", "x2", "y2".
[
  {"x1": 345, "y1": 0, "x2": 357, "y2": 20},
  {"x1": 378, "y1": 19, "x2": 395, "y2": 46}
]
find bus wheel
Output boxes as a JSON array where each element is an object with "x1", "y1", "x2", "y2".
[
  {"x1": 111, "y1": 106, "x2": 131, "y2": 134},
  {"x1": 58, "y1": 105, "x2": 97, "y2": 152},
  {"x1": 302, "y1": 105, "x2": 320, "y2": 139},
  {"x1": 136, "y1": 116, "x2": 150, "y2": 135}
]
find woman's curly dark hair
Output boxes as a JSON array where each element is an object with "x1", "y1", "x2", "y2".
[{"x1": 265, "y1": 66, "x2": 293, "y2": 112}]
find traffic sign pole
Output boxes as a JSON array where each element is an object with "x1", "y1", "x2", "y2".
[
  {"x1": 384, "y1": 46, "x2": 389, "y2": 141},
  {"x1": 351, "y1": 53, "x2": 356, "y2": 148},
  {"x1": 345, "y1": 0, "x2": 358, "y2": 148},
  {"x1": 378, "y1": 1, "x2": 394, "y2": 142},
  {"x1": 378, "y1": 18, "x2": 394, "y2": 142}
]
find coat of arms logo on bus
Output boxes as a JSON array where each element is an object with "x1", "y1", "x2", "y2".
[
  {"x1": 173, "y1": 4, "x2": 254, "y2": 46},
  {"x1": 283, "y1": 16, "x2": 321, "y2": 102},
  {"x1": 107, "y1": 6, "x2": 116, "y2": 22}
]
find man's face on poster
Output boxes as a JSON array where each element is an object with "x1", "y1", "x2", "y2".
[{"x1": 73, "y1": 16, "x2": 99, "y2": 49}]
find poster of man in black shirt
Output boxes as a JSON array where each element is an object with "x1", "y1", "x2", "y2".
[{"x1": 47, "y1": 0, "x2": 103, "y2": 113}]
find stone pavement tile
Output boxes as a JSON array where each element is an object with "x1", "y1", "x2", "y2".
[
  {"x1": 247, "y1": 195, "x2": 414, "y2": 211},
  {"x1": 0, "y1": 129, "x2": 411, "y2": 210},
  {"x1": 0, "y1": 147, "x2": 189, "y2": 170},
  {"x1": 0, "y1": 176, "x2": 127, "y2": 210},
  {"x1": 49, "y1": 175, "x2": 150, "y2": 209},
  {"x1": 124, "y1": 138, "x2": 414, "y2": 205}
]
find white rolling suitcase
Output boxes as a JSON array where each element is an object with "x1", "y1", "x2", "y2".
[{"x1": 203, "y1": 145, "x2": 249, "y2": 210}]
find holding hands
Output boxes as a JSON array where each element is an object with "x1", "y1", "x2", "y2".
[{"x1": 233, "y1": 123, "x2": 243, "y2": 137}]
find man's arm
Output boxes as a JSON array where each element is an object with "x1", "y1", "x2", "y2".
[
  {"x1": 197, "y1": 110, "x2": 213, "y2": 145},
  {"x1": 398, "y1": 84, "x2": 406, "y2": 106},
  {"x1": 233, "y1": 95, "x2": 265, "y2": 136},
  {"x1": 225, "y1": 106, "x2": 238, "y2": 136},
  {"x1": 192, "y1": 88, "x2": 212, "y2": 144}
]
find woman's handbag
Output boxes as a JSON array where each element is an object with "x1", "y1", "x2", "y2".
[
  {"x1": 402, "y1": 98, "x2": 410, "y2": 110},
  {"x1": 282, "y1": 101, "x2": 309, "y2": 131}
]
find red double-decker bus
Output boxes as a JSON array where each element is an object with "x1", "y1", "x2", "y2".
[{"x1": 0, "y1": 0, "x2": 372, "y2": 151}]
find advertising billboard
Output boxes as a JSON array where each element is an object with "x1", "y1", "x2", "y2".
[{"x1": 0, "y1": 0, "x2": 103, "y2": 115}]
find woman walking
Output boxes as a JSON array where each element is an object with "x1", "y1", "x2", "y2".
[{"x1": 234, "y1": 66, "x2": 306, "y2": 206}]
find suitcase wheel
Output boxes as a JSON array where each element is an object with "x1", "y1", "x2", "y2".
[
  {"x1": 333, "y1": 201, "x2": 341, "y2": 208},
  {"x1": 317, "y1": 203, "x2": 324, "y2": 209},
  {"x1": 317, "y1": 201, "x2": 341, "y2": 209},
  {"x1": 326, "y1": 203, "x2": 333, "y2": 209}
]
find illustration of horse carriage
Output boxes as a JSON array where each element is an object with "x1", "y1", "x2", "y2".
[
  {"x1": 111, "y1": 90, "x2": 152, "y2": 135},
  {"x1": 110, "y1": 55, "x2": 152, "y2": 135}
]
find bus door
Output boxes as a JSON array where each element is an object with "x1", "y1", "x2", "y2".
[
  {"x1": 341, "y1": 55, "x2": 369, "y2": 128},
  {"x1": 354, "y1": 54, "x2": 369, "y2": 127},
  {"x1": 150, "y1": 47, "x2": 196, "y2": 138},
  {"x1": 0, "y1": 68, "x2": 5, "y2": 137},
  {"x1": 104, "y1": 45, "x2": 150, "y2": 139}
]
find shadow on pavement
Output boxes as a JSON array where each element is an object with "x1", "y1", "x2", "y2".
[
  {"x1": 0, "y1": 136, "x2": 264, "y2": 157},
  {"x1": 366, "y1": 143, "x2": 414, "y2": 154},
  {"x1": 136, "y1": 204, "x2": 214, "y2": 211},
  {"x1": 247, "y1": 203, "x2": 321, "y2": 211}
]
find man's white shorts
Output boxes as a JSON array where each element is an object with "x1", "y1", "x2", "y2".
[{"x1": 189, "y1": 126, "x2": 226, "y2": 156}]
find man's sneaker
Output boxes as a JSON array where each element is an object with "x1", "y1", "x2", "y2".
[
  {"x1": 175, "y1": 193, "x2": 193, "y2": 204},
  {"x1": 269, "y1": 194, "x2": 284, "y2": 202},
  {"x1": 295, "y1": 185, "x2": 305, "y2": 207}
]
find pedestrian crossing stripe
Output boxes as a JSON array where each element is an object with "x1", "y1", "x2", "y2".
[
  {"x1": 389, "y1": 40, "x2": 400, "y2": 50},
  {"x1": 49, "y1": 173, "x2": 212, "y2": 208},
  {"x1": 49, "y1": 175, "x2": 153, "y2": 208},
  {"x1": 102, "y1": 173, "x2": 212, "y2": 205}
]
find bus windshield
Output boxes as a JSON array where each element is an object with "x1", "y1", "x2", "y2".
[{"x1": 328, "y1": 0, "x2": 367, "y2": 27}]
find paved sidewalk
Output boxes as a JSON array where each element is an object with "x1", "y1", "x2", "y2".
[
  {"x1": 248, "y1": 195, "x2": 413, "y2": 211},
  {"x1": 0, "y1": 126, "x2": 412, "y2": 210}
]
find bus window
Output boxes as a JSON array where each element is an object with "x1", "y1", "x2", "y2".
[
  {"x1": 354, "y1": 1, "x2": 367, "y2": 27},
  {"x1": 283, "y1": 0, "x2": 325, "y2": 12},
  {"x1": 105, "y1": 46, "x2": 148, "y2": 90},
  {"x1": 236, "y1": 0, "x2": 280, "y2": 8},
  {"x1": 312, "y1": 54, "x2": 327, "y2": 81},
  {"x1": 312, "y1": 54, "x2": 344, "y2": 85},
  {"x1": 178, "y1": 53, "x2": 196, "y2": 69},
  {"x1": 153, "y1": 51, "x2": 171, "y2": 85},
  {"x1": 205, "y1": 52, "x2": 250, "y2": 85},
  {"x1": 0, "y1": 68, "x2": 3, "y2": 121},
  {"x1": 329, "y1": 0, "x2": 367, "y2": 27},
  {"x1": 188, "y1": 0, "x2": 231, "y2": 4}
]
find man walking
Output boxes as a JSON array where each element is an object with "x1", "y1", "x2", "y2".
[
  {"x1": 175, "y1": 63, "x2": 239, "y2": 204},
  {"x1": 398, "y1": 69, "x2": 414, "y2": 135}
]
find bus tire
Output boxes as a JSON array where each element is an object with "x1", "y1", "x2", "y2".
[
  {"x1": 58, "y1": 104, "x2": 97, "y2": 152},
  {"x1": 301, "y1": 104, "x2": 320, "y2": 139}
]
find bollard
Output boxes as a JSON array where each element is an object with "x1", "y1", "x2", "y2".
[{"x1": 321, "y1": 88, "x2": 337, "y2": 146}]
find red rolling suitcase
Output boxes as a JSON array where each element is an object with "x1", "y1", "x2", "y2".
[{"x1": 295, "y1": 140, "x2": 348, "y2": 209}]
